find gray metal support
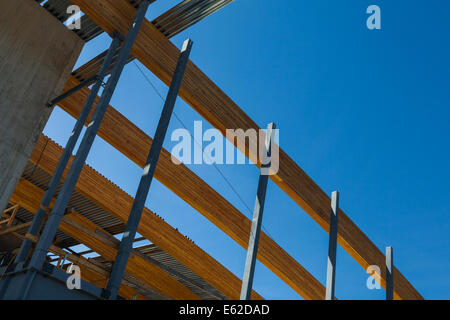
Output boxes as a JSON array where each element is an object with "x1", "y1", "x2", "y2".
[
  {"x1": 386, "y1": 246, "x2": 394, "y2": 300},
  {"x1": 16, "y1": 2, "x2": 152, "y2": 299},
  {"x1": 105, "y1": 38, "x2": 193, "y2": 300},
  {"x1": 325, "y1": 190, "x2": 339, "y2": 300},
  {"x1": 14, "y1": 35, "x2": 121, "y2": 267},
  {"x1": 47, "y1": 74, "x2": 99, "y2": 108},
  {"x1": 240, "y1": 123, "x2": 276, "y2": 300}
]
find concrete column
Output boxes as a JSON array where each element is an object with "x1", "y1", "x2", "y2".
[{"x1": 0, "y1": 0, "x2": 84, "y2": 212}]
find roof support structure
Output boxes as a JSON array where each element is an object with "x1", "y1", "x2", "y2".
[
  {"x1": 22, "y1": 232, "x2": 147, "y2": 300},
  {"x1": 325, "y1": 191, "x2": 339, "y2": 301},
  {"x1": 27, "y1": 135, "x2": 263, "y2": 300},
  {"x1": 17, "y1": 2, "x2": 152, "y2": 300},
  {"x1": 14, "y1": 34, "x2": 122, "y2": 267},
  {"x1": 386, "y1": 246, "x2": 394, "y2": 300},
  {"x1": 62, "y1": 213, "x2": 224, "y2": 299},
  {"x1": 10, "y1": 178, "x2": 199, "y2": 299},
  {"x1": 69, "y1": 0, "x2": 421, "y2": 300},
  {"x1": 106, "y1": 38, "x2": 193, "y2": 299},
  {"x1": 57, "y1": 75, "x2": 326, "y2": 299},
  {"x1": 47, "y1": 74, "x2": 99, "y2": 108},
  {"x1": 240, "y1": 123, "x2": 275, "y2": 300}
]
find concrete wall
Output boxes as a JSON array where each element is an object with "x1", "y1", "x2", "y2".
[{"x1": 0, "y1": 0, "x2": 84, "y2": 212}]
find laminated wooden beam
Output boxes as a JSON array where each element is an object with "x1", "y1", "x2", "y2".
[
  {"x1": 29, "y1": 135, "x2": 263, "y2": 300},
  {"x1": 69, "y1": 0, "x2": 421, "y2": 299},
  {"x1": 10, "y1": 178, "x2": 200, "y2": 300}
]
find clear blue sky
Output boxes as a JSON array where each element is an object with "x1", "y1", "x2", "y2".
[{"x1": 43, "y1": 0, "x2": 450, "y2": 299}]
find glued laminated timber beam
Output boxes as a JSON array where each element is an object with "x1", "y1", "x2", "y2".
[
  {"x1": 10, "y1": 178, "x2": 199, "y2": 300},
  {"x1": 68, "y1": 0, "x2": 422, "y2": 300},
  {"x1": 28, "y1": 135, "x2": 263, "y2": 300}
]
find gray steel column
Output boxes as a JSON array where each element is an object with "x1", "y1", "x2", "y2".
[
  {"x1": 386, "y1": 246, "x2": 394, "y2": 300},
  {"x1": 26, "y1": 0, "x2": 152, "y2": 276},
  {"x1": 13, "y1": 35, "x2": 121, "y2": 267},
  {"x1": 325, "y1": 190, "x2": 339, "y2": 300},
  {"x1": 240, "y1": 123, "x2": 276, "y2": 300},
  {"x1": 105, "y1": 38, "x2": 193, "y2": 300}
]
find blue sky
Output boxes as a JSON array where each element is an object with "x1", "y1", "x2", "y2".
[{"x1": 43, "y1": 0, "x2": 450, "y2": 299}]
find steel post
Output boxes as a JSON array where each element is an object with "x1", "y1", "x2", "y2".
[
  {"x1": 240, "y1": 123, "x2": 276, "y2": 300},
  {"x1": 105, "y1": 38, "x2": 193, "y2": 300},
  {"x1": 386, "y1": 246, "x2": 394, "y2": 300},
  {"x1": 325, "y1": 190, "x2": 339, "y2": 300}
]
